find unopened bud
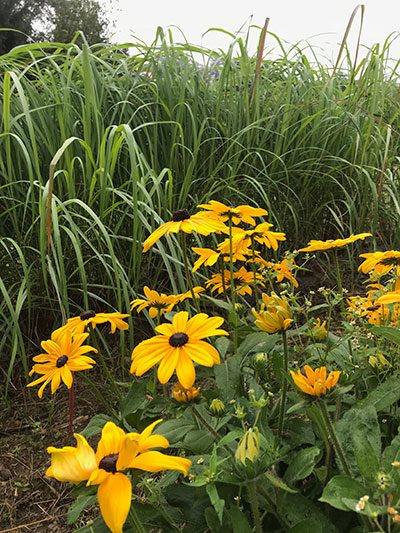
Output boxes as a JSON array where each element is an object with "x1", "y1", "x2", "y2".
[
  {"x1": 235, "y1": 427, "x2": 260, "y2": 465},
  {"x1": 210, "y1": 398, "x2": 225, "y2": 416}
]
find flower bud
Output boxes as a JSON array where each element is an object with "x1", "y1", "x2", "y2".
[
  {"x1": 235, "y1": 427, "x2": 260, "y2": 465},
  {"x1": 252, "y1": 292, "x2": 292, "y2": 333},
  {"x1": 311, "y1": 318, "x2": 327, "y2": 341},
  {"x1": 209, "y1": 398, "x2": 225, "y2": 416}
]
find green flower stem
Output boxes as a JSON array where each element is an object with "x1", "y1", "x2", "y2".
[
  {"x1": 247, "y1": 480, "x2": 262, "y2": 533},
  {"x1": 277, "y1": 330, "x2": 288, "y2": 438},
  {"x1": 78, "y1": 373, "x2": 118, "y2": 419},
  {"x1": 180, "y1": 233, "x2": 200, "y2": 313},
  {"x1": 228, "y1": 216, "x2": 238, "y2": 352},
  {"x1": 191, "y1": 405, "x2": 234, "y2": 457},
  {"x1": 318, "y1": 399, "x2": 351, "y2": 476},
  {"x1": 251, "y1": 237, "x2": 259, "y2": 309},
  {"x1": 89, "y1": 326, "x2": 122, "y2": 401},
  {"x1": 128, "y1": 505, "x2": 147, "y2": 533},
  {"x1": 257, "y1": 485, "x2": 287, "y2": 530},
  {"x1": 219, "y1": 255, "x2": 227, "y2": 300},
  {"x1": 333, "y1": 249, "x2": 345, "y2": 314}
]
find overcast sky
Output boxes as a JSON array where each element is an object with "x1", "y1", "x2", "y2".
[{"x1": 103, "y1": 0, "x2": 400, "y2": 64}]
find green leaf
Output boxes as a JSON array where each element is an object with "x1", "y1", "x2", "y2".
[
  {"x1": 370, "y1": 326, "x2": 400, "y2": 345},
  {"x1": 290, "y1": 520, "x2": 322, "y2": 533},
  {"x1": 155, "y1": 417, "x2": 195, "y2": 445},
  {"x1": 184, "y1": 429, "x2": 214, "y2": 454},
  {"x1": 67, "y1": 493, "x2": 98, "y2": 525},
  {"x1": 279, "y1": 493, "x2": 338, "y2": 532},
  {"x1": 335, "y1": 405, "x2": 381, "y2": 477},
  {"x1": 229, "y1": 505, "x2": 253, "y2": 533},
  {"x1": 353, "y1": 430, "x2": 379, "y2": 483},
  {"x1": 80, "y1": 414, "x2": 114, "y2": 438},
  {"x1": 206, "y1": 484, "x2": 225, "y2": 525},
  {"x1": 215, "y1": 336, "x2": 231, "y2": 358},
  {"x1": 319, "y1": 475, "x2": 367, "y2": 511},
  {"x1": 381, "y1": 433, "x2": 400, "y2": 471},
  {"x1": 284, "y1": 446, "x2": 320, "y2": 485},
  {"x1": 119, "y1": 379, "x2": 148, "y2": 418},
  {"x1": 237, "y1": 331, "x2": 278, "y2": 358},
  {"x1": 214, "y1": 355, "x2": 241, "y2": 402},
  {"x1": 357, "y1": 376, "x2": 400, "y2": 412}
]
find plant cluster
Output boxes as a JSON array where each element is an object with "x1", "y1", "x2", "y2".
[{"x1": 26, "y1": 200, "x2": 400, "y2": 532}]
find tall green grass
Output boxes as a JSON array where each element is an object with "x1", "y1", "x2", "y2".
[{"x1": 1, "y1": 28, "x2": 400, "y2": 391}]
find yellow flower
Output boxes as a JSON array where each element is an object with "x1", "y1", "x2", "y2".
[
  {"x1": 172, "y1": 382, "x2": 200, "y2": 402},
  {"x1": 298, "y1": 233, "x2": 372, "y2": 252},
  {"x1": 191, "y1": 247, "x2": 248, "y2": 272},
  {"x1": 28, "y1": 327, "x2": 97, "y2": 398},
  {"x1": 63, "y1": 310, "x2": 129, "y2": 336},
  {"x1": 177, "y1": 286, "x2": 205, "y2": 301},
  {"x1": 311, "y1": 318, "x2": 327, "y2": 341},
  {"x1": 142, "y1": 209, "x2": 226, "y2": 253},
  {"x1": 252, "y1": 292, "x2": 293, "y2": 333},
  {"x1": 205, "y1": 266, "x2": 264, "y2": 296},
  {"x1": 358, "y1": 250, "x2": 400, "y2": 275},
  {"x1": 290, "y1": 366, "x2": 340, "y2": 396},
  {"x1": 130, "y1": 311, "x2": 228, "y2": 389},
  {"x1": 130, "y1": 287, "x2": 178, "y2": 318},
  {"x1": 46, "y1": 420, "x2": 191, "y2": 533},
  {"x1": 257, "y1": 258, "x2": 299, "y2": 288},
  {"x1": 230, "y1": 223, "x2": 286, "y2": 251},
  {"x1": 197, "y1": 200, "x2": 268, "y2": 225}
]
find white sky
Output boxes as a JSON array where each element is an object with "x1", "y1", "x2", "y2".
[{"x1": 103, "y1": 0, "x2": 400, "y2": 65}]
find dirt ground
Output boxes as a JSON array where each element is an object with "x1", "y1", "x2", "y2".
[{"x1": 0, "y1": 373, "x2": 108, "y2": 533}]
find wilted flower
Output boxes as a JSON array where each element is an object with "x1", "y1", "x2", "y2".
[
  {"x1": 311, "y1": 318, "x2": 327, "y2": 341},
  {"x1": 290, "y1": 366, "x2": 340, "y2": 396},
  {"x1": 62, "y1": 310, "x2": 129, "y2": 336},
  {"x1": 235, "y1": 427, "x2": 260, "y2": 465},
  {"x1": 252, "y1": 292, "x2": 293, "y2": 333},
  {"x1": 172, "y1": 382, "x2": 200, "y2": 402}
]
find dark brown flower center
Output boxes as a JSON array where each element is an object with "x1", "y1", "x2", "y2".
[
  {"x1": 169, "y1": 332, "x2": 189, "y2": 347},
  {"x1": 80, "y1": 309, "x2": 96, "y2": 320},
  {"x1": 99, "y1": 453, "x2": 119, "y2": 474},
  {"x1": 56, "y1": 355, "x2": 68, "y2": 368},
  {"x1": 172, "y1": 209, "x2": 190, "y2": 222}
]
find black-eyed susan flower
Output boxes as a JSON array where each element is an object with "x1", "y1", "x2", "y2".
[
  {"x1": 205, "y1": 266, "x2": 264, "y2": 296},
  {"x1": 172, "y1": 382, "x2": 200, "y2": 402},
  {"x1": 142, "y1": 209, "x2": 226, "y2": 253},
  {"x1": 191, "y1": 247, "x2": 249, "y2": 272},
  {"x1": 46, "y1": 420, "x2": 191, "y2": 533},
  {"x1": 358, "y1": 250, "x2": 400, "y2": 275},
  {"x1": 63, "y1": 310, "x2": 129, "y2": 336},
  {"x1": 230, "y1": 223, "x2": 286, "y2": 251},
  {"x1": 311, "y1": 318, "x2": 327, "y2": 341},
  {"x1": 299, "y1": 233, "x2": 372, "y2": 252},
  {"x1": 130, "y1": 287, "x2": 178, "y2": 318},
  {"x1": 197, "y1": 200, "x2": 268, "y2": 226},
  {"x1": 130, "y1": 311, "x2": 228, "y2": 389},
  {"x1": 256, "y1": 258, "x2": 299, "y2": 288},
  {"x1": 177, "y1": 286, "x2": 205, "y2": 302},
  {"x1": 28, "y1": 327, "x2": 97, "y2": 398},
  {"x1": 252, "y1": 292, "x2": 293, "y2": 333},
  {"x1": 290, "y1": 366, "x2": 340, "y2": 396}
]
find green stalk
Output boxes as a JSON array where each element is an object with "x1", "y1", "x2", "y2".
[
  {"x1": 277, "y1": 329, "x2": 288, "y2": 438},
  {"x1": 318, "y1": 399, "x2": 351, "y2": 476},
  {"x1": 191, "y1": 405, "x2": 235, "y2": 457},
  {"x1": 219, "y1": 255, "x2": 228, "y2": 300},
  {"x1": 228, "y1": 216, "x2": 238, "y2": 352},
  {"x1": 250, "y1": 236, "x2": 259, "y2": 308},
  {"x1": 333, "y1": 249, "x2": 345, "y2": 314},
  {"x1": 128, "y1": 505, "x2": 147, "y2": 533},
  {"x1": 180, "y1": 232, "x2": 200, "y2": 312},
  {"x1": 247, "y1": 480, "x2": 262, "y2": 533},
  {"x1": 78, "y1": 374, "x2": 118, "y2": 419},
  {"x1": 89, "y1": 325, "x2": 122, "y2": 401}
]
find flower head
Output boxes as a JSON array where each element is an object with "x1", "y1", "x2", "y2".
[
  {"x1": 257, "y1": 258, "x2": 299, "y2": 287},
  {"x1": 63, "y1": 310, "x2": 129, "y2": 336},
  {"x1": 197, "y1": 200, "x2": 268, "y2": 226},
  {"x1": 290, "y1": 366, "x2": 340, "y2": 396},
  {"x1": 28, "y1": 327, "x2": 96, "y2": 398},
  {"x1": 130, "y1": 287, "x2": 178, "y2": 318},
  {"x1": 299, "y1": 233, "x2": 372, "y2": 252},
  {"x1": 252, "y1": 292, "x2": 293, "y2": 333},
  {"x1": 359, "y1": 250, "x2": 400, "y2": 275},
  {"x1": 142, "y1": 210, "x2": 226, "y2": 253},
  {"x1": 172, "y1": 382, "x2": 200, "y2": 402},
  {"x1": 177, "y1": 286, "x2": 205, "y2": 302},
  {"x1": 235, "y1": 427, "x2": 260, "y2": 465},
  {"x1": 191, "y1": 247, "x2": 248, "y2": 272},
  {"x1": 46, "y1": 420, "x2": 191, "y2": 533},
  {"x1": 229, "y1": 223, "x2": 286, "y2": 251},
  {"x1": 206, "y1": 266, "x2": 264, "y2": 296},
  {"x1": 130, "y1": 311, "x2": 228, "y2": 389},
  {"x1": 311, "y1": 318, "x2": 327, "y2": 341}
]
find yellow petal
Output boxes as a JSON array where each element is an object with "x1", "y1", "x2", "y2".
[
  {"x1": 157, "y1": 348, "x2": 179, "y2": 384},
  {"x1": 129, "y1": 450, "x2": 191, "y2": 475},
  {"x1": 98, "y1": 473, "x2": 132, "y2": 533},
  {"x1": 96, "y1": 422, "x2": 126, "y2": 462},
  {"x1": 46, "y1": 434, "x2": 97, "y2": 483},
  {"x1": 176, "y1": 350, "x2": 196, "y2": 389}
]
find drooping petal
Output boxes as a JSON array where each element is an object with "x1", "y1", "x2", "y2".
[
  {"x1": 128, "y1": 450, "x2": 191, "y2": 475},
  {"x1": 46, "y1": 434, "x2": 97, "y2": 483},
  {"x1": 97, "y1": 473, "x2": 132, "y2": 533}
]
